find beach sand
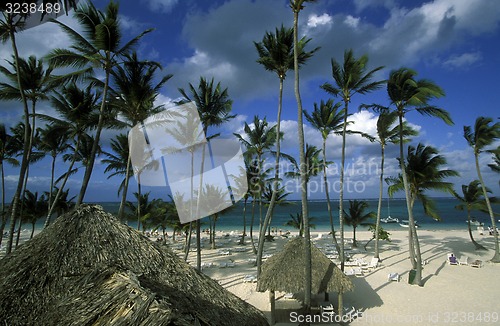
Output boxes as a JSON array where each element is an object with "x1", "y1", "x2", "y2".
[
  {"x1": 184, "y1": 228, "x2": 499, "y2": 325},
  {"x1": 3, "y1": 227, "x2": 499, "y2": 325}
]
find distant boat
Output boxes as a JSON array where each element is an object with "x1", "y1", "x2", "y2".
[
  {"x1": 381, "y1": 216, "x2": 400, "y2": 223},
  {"x1": 400, "y1": 220, "x2": 419, "y2": 228},
  {"x1": 381, "y1": 198, "x2": 400, "y2": 223},
  {"x1": 467, "y1": 219, "x2": 483, "y2": 226}
]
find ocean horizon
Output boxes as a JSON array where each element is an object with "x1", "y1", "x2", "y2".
[{"x1": 22, "y1": 197, "x2": 494, "y2": 234}]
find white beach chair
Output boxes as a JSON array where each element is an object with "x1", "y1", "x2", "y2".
[
  {"x1": 447, "y1": 253, "x2": 458, "y2": 265},
  {"x1": 458, "y1": 256, "x2": 469, "y2": 265},
  {"x1": 243, "y1": 274, "x2": 257, "y2": 283},
  {"x1": 469, "y1": 259, "x2": 482, "y2": 268},
  {"x1": 353, "y1": 267, "x2": 363, "y2": 276},
  {"x1": 283, "y1": 293, "x2": 294, "y2": 300},
  {"x1": 367, "y1": 257, "x2": 379, "y2": 270},
  {"x1": 388, "y1": 272, "x2": 400, "y2": 282},
  {"x1": 344, "y1": 268, "x2": 355, "y2": 276}
]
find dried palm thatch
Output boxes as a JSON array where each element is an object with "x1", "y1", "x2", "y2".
[
  {"x1": 0, "y1": 205, "x2": 268, "y2": 326},
  {"x1": 257, "y1": 237, "x2": 353, "y2": 294}
]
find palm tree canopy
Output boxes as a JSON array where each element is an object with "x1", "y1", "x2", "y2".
[
  {"x1": 387, "y1": 67, "x2": 453, "y2": 125},
  {"x1": 234, "y1": 115, "x2": 278, "y2": 159},
  {"x1": 46, "y1": 0, "x2": 152, "y2": 81},
  {"x1": 343, "y1": 199, "x2": 375, "y2": 228},
  {"x1": 110, "y1": 52, "x2": 172, "y2": 126},
  {"x1": 254, "y1": 24, "x2": 319, "y2": 80},
  {"x1": 0, "y1": 123, "x2": 20, "y2": 167},
  {"x1": 321, "y1": 49, "x2": 385, "y2": 102},
  {"x1": 376, "y1": 110, "x2": 418, "y2": 146},
  {"x1": 464, "y1": 116, "x2": 500, "y2": 155},
  {"x1": 453, "y1": 180, "x2": 492, "y2": 213},
  {"x1": 178, "y1": 77, "x2": 234, "y2": 134},
  {"x1": 0, "y1": 55, "x2": 55, "y2": 103},
  {"x1": 286, "y1": 143, "x2": 324, "y2": 183},
  {"x1": 304, "y1": 99, "x2": 345, "y2": 140},
  {"x1": 387, "y1": 143, "x2": 459, "y2": 220}
]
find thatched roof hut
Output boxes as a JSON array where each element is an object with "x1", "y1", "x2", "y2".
[
  {"x1": 257, "y1": 237, "x2": 353, "y2": 294},
  {"x1": 0, "y1": 205, "x2": 268, "y2": 326}
]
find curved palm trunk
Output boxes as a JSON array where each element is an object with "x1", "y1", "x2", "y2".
[
  {"x1": 6, "y1": 26, "x2": 32, "y2": 255},
  {"x1": 76, "y1": 55, "x2": 111, "y2": 207},
  {"x1": 48, "y1": 154, "x2": 57, "y2": 210},
  {"x1": 250, "y1": 199, "x2": 257, "y2": 254},
  {"x1": 474, "y1": 153, "x2": 500, "y2": 262},
  {"x1": 184, "y1": 222, "x2": 193, "y2": 261},
  {"x1": 293, "y1": 8, "x2": 312, "y2": 311},
  {"x1": 322, "y1": 138, "x2": 341, "y2": 255},
  {"x1": 374, "y1": 144, "x2": 385, "y2": 259},
  {"x1": 257, "y1": 78, "x2": 284, "y2": 277},
  {"x1": 137, "y1": 174, "x2": 142, "y2": 231},
  {"x1": 211, "y1": 214, "x2": 218, "y2": 250},
  {"x1": 44, "y1": 138, "x2": 81, "y2": 228},
  {"x1": 466, "y1": 207, "x2": 485, "y2": 250},
  {"x1": 398, "y1": 113, "x2": 423, "y2": 285},
  {"x1": 118, "y1": 154, "x2": 132, "y2": 221}
]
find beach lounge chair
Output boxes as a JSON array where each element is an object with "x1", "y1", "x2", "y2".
[
  {"x1": 367, "y1": 257, "x2": 379, "y2": 270},
  {"x1": 353, "y1": 267, "x2": 363, "y2": 276},
  {"x1": 458, "y1": 256, "x2": 469, "y2": 266},
  {"x1": 469, "y1": 259, "x2": 482, "y2": 268},
  {"x1": 388, "y1": 272, "x2": 400, "y2": 282},
  {"x1": 283, "y1": 293, "x2": 294, "y2": 300},
  {"x1": 447, "y1": 254, "x2": 458, "y2": 265},
  {"x1": 321, "y1": 304, "x2": 335, "y2": 315},
  {"x1": 243, "y1": 274, "x2": 257, "y2": 283},
  {"x1": 344, "y1": 268, "x2": 355, "y2": 276}
]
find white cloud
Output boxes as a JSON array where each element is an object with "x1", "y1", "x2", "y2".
[
  {"x1": 307, "y1": 13, "x2": 333, "y2": 28},
  {"x1": 142, "y1": 0, "x2": 178, "y2": 13},
  {"x1": 444, "y1": 52, "x2": 482, "y2": 69},
  {"x1": 344, "y1": 15, "x2": 360, "y2": 29}
]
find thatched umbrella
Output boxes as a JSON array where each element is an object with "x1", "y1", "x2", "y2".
[
  {"x1": 257, "y1": 237, "x2": 353, "y2": 324},
  {"x1": 0, "y1": 205, "x2": 268, "y2": 326}
]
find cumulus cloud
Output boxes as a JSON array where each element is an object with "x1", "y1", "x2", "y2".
[
  {"x1": 443, "y1": 52, "x2": 482, "y2": 69},
  {"x1": 142, "y1": 0, "x2": 178, "y2": 13},
  {"x1": 307, "y1": 13, "x2": 333, "y2": 28}
]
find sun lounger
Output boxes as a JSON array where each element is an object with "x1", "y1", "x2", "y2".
[
  {"x1": 344, "y1": 268, "x2": 355, "y2": 276},
  {"x1": 447, "y1": 254, "x2": 458, "y2": 265},
  {"x1": 388, "y1": 272, "x2": 400, "y2": 282},
  {"x1": 353, "y1": 267, "x2": 363, "y2": 276},
  {"x1": 217, "y1": 249, "x2": 231, "y2": 256},
  {"x1": 226, "y1": 261, "x2": 236, "y2": 268},
  {"x1": 366, "y1": 257, "x2": 379, "y2": 270},
  {"x1": 283, "y1": 293, "x2": 294, "y2": 300},
  {"x1": 243, "y1": 274, "x2": 257, "y2": 283},
  {"x1": 321, "y1": 304, "x2": 335, "y2": 315},
  {"x1": 458, "y1": 256, "x2": 469, "y2": 266},
  {"x1": 469, "y1": 259, "x2": 482, "y2": 268}
]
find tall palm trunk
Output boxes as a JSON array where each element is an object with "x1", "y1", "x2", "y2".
[
  {"x1": 466, "y1": 207, "x2": 485, "y2": 250},
  {"x1": 474, "y1": 153, "x2": 500, "y2": 262},
  {"x1": 0, "y1": 162, "x2": 6, "y2": 246},
  {"x1": 48, "y1": 153, "x2": 56, "y2": 210},
  {"x1": 293, "y1": 8, "x2": 312, "y2": 311},
  {"x1": 136, "y1": 174, "x2": 142, "y2": 230},
  {"x1": 118, "y1": 154, "x2": 132, "y2": 221},
  {"x1": 257, "y1": 78, "x2": 283, "y2": 277},
  {"x1": 374, "y1": 144, "x2": 385, "y2": 259},
  {"x1": 322, "y1": 137, "x2": 341, "y2": 255},
  {"x1": 336, "y1": 100, "x2": 349, "y2": 315},
  {"x1": 44, "y1": 138, "x2": 81, "y2": 228},
  {"x1": 184, "y1": 221, "x2": 193, "y2": 261},
  {"x1": 6, "y1": 25, "x2": 31, "y2": 255},
  {"x1": 398, "y1": 113, "x2": 423, "y2": 285},
  {"x1": 76, "y1": 53, "x2": 111, "y2": 206},
  {"x1": 250, "y1": 198, "x2": 257, "y2": 254},
  {"x1": 239, "y1": 197, "x2": 248, "y2": 245}
]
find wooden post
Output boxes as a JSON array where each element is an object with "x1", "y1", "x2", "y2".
[{"x1": 270, "y1": 290, "x2": 276, "y2": 325}]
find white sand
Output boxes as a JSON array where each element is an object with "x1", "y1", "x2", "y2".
[
  {"x1": 3, "y1": 227, "x2": 499, "y2": 325},
  {"x1": 183, "y1": 229, "x2": 500, "y2": 325}
]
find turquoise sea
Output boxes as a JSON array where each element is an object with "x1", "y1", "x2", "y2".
[{"x1": 84, "y1": 197, "x2": 493, "y2": 232}]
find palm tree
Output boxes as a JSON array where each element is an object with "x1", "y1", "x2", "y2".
[
  {"x1": 387, "y1": 143, "x2": 458, "y2": 284},
  {"x1": 464, "y1": 117, "x2": 500, "y2": 262},
  {"x1": 110, "y1": 52, "x2": 171, "y2": 220},
  {"x1": 234, "y1": 115, "x2": 278, "y2": 257},
  {"x1": 285, "y1": 143, "x2": 323, "y2": 191},
  {"x1": 488, "y1": 146, "x2": 500, "y2": 174},
  {"x1": 370, "y1": 111, "x2": 417, "y2": 259},
  {"x1": 0, "y1": 124, "x2": 19, "y2": 246},
  {"x1": 289, "y1": 0, "x2": 319, "y2": 311},
  {"x1": 126, "y1": 192, "x2": 159, "y2": 232},
  {"x1": 285, "y1": 212, "x2": 316, "y2": 237},
  {"x1": 37, "y1": 124, "x2": 69, "y2": 210},
  {"x1": 343, "y1": 200, "x2": 375, "y2": 248},
  {"x1": 102, "y1": 134, "x2": 133, "y2": 220},
  {"x1": 320, "y1": 49, "x2": 385, "y2": 277},
  {"x1": 46, "y1": 0, "x2": 153, "y2": 207},
  {"x1": 254, "y1": 23, "x2": 318, "y2": 274},
  {"x1": 40, "y1": 83, "x2": 99, "y2": 227},
  {"x1": 0, "y1": 55, "x2": 54, "y2": 253},
  {"x1": 21, "y1": 190, "x2": 48, "y2": 240},
  {"x1": 453, "y1": 180, "x2": 490, "y2": 250},
  {"x1": 382, "y1": 67, "x2": 452, "y2": 285},
  {"x1": 304, "y1": 99, "x2": 344, "y2": 255},
  {"x1": 261, "y1": 182, "x2": 292, "y2": 237},
  {"x1": 179, "y1": 76, "x2": 234, "y2": 271}
]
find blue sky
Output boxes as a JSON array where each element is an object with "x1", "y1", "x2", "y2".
[{"x1": 1, "y1": 0, "x2": 499, "y2": 202}]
